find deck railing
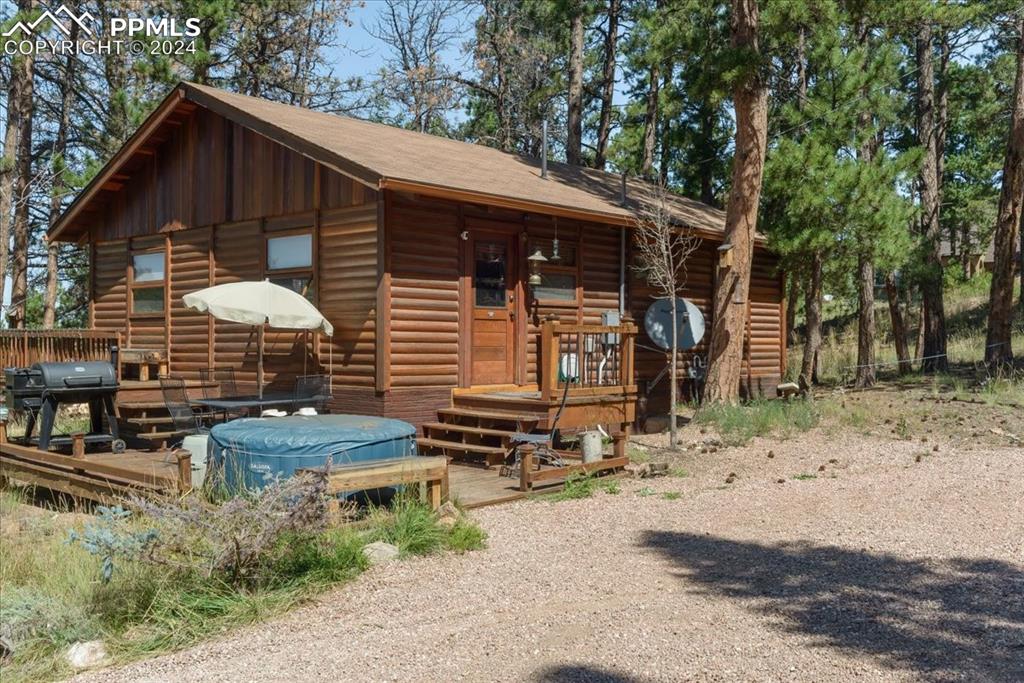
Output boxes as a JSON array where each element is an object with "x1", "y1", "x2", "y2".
[
  {"x1": 0, "y1": 329, "x2": 121, "y2": 377},
  {"x1": 539, "y1": 318, "x2": 637, "y2": 402}
]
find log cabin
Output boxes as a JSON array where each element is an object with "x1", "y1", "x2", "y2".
[{"x1": 47, "y1": 82, "x2": 785, "y2": 465}]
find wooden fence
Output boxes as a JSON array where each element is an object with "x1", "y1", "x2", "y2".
[{"x1": 0, "y1": 329, "x2": 121, "y2": 378}]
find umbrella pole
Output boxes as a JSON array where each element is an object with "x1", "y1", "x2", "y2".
[{"x1": 257, "y1": 324, "x2": 265, "y2": 400}]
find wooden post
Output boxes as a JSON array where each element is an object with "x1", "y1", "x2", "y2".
[
  {"x1": 519, "y1": 444, "x2": 535, "y2": 491},
  {"x1": 426, "y1": 476, "x2": 442, "y2": 509},
  {"x1": 540, "y1": 318, "x2": 560, "y2": 402},
  {"x1": 175, "y1": 449, "x2": 192, "y2": 492},
  {"x1": 613, "y1": 426, "x2": 629, "y2": 460},
  {"x1": 0, "y1": 421, "x2": 7, "y2": 445},
  {"x1": 621, "y1": 318, "x2": 636, "y2": 390},
  {"x1": 71, "y1": 432, "x2": 86, "y2": 459}
]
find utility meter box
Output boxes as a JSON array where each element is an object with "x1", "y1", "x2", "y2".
[{"x1": 601, "y1": 310, "x2": 621, "y2": 344}]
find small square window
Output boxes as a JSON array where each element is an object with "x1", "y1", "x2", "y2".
[
  {"x1": 267, "y1": 234, "x2": 312, "y2": 271},
  {"x1": 133, "y1": 252, "x2": 164, "y2": 282},
  {"x1": 132, "y1": 286, "x2": 164, "y2": 314},
  {"x1": 532, "y1": 272, "x2": 577, "y2": 301}
]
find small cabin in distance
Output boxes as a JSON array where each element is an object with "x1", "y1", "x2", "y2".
[{"x1": 48, "y1": 82, "x2": 785, "y2": 462}]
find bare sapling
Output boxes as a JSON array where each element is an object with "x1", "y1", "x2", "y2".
[{"x1": 633, "y1": 183, "x2": 701, "y2": 447}]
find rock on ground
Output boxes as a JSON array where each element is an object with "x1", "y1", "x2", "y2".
[
  {"x1": 67, "y1": 641, "x2": 108, "y2": 669},
  {"x1": 361, "y1": 541, "x2": 400, "y2": 564}
]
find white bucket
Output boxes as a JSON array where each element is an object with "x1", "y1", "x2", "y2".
[
  {"x1": 182, "y1": 434, "x2": 209, "y2": 488},
  {"x1": 580, "y1": 430, "x2": 603, "y2": 463}
]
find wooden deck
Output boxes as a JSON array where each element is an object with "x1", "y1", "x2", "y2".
[
  {"x1": 0, "y1": 437, "x2": 579, "y2": 509},
  {"x1": 0, "y1": 440, "x2": 188, "y2": 504}
]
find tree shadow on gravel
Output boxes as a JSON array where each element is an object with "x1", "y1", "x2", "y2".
[
  {"x1": 532, "y1": 665, "x2": 642, "y2": 683},
  {"x1": 642, "y1": 531, "x2": 1024, "y2": 681}
]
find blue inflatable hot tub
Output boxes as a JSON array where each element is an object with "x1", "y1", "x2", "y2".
[{"x1": 208, "y1": 414, "x2": 418, "y2": 491}]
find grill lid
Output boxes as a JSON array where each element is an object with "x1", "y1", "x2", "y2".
[{"x1": 32, "y1": 361, "x2": 118, "y2": 390}]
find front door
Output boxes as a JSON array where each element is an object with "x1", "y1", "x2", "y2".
[{"x1": 471, "y1": 235, "x2": 516, "y2": 385}]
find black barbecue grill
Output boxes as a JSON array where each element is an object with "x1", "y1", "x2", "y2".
[{"x1": 4, "y1": 361, "x2": 125, "y2": 453}]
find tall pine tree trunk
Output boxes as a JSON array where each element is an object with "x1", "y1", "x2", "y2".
[
  {"x1": 985, "y1": 14, "x2": 1024, "y2": 366},
  {"x1": 916, "y1": 22, "x2": 948, "y2": 373},
  {"x1": 704, "y1": 0, "x2": 768, "y2": 404},
  {"x1": 44, "y1": 21, "x2": 80, "y2": 329},
  {"x1": 594, "y1": 0, "x2": 619, "y2": 169},
  {"x1": 884, "y1": 272, "x2": 911, "y2": 374},
  {"x1": 659, "y1": 64, "x2": 673, "y2": 186},
  {"x1": 786, "y1": 272, "x2": 798, "y2": 347},
  {"x1": 0, "y1": 48, "x2": 19, "y2": 311},
  {"x1": 855, "y1": 254, "x2": 875, "y2": 387},
  {"x1": 800, "y1": 252, "x2": 822, "y2": 382},
  {"x1": 9, "y1": 0, "x2": 36, "y2": 329},
  {"x1": 566, "y1": 4, "x2": 584, "y2": 166},
  {"x1": 640, "y1": 62, "x2": 660, "y2": 179}
]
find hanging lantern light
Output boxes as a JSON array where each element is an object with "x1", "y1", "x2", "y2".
[
  {"x1": 527, "y1": 247, "x2": 547, "y2": 286},
  {"x1": 550, "y1": 218, "x2": 562, "y2": 263}
]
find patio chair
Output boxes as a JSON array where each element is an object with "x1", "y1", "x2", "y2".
[
  {"x1": 159, "y1": 376, "x2": 212, "y2": 442},
  {"x1": 293, "y1": 374, "x2": 331, "y2": 414},
  {"x1": 200, "y1": 367, "x2": 247, "y2": 419}
]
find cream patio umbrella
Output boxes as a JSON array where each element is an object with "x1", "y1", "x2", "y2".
[{"x1": 183, "y1": 280, "x2": 333, "y2": 398}]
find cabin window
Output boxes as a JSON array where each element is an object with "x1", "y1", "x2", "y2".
[
  {"x1": 266, "y1": 232, "x2": 314, "y2": 301},
  {"x1": 130, "y1": 250, "x2": 166, "y2": 315},
  {"x1": 267, "y1": 234, "x2": 312, "y2": 271},
  {"x1": 528, "y1": 239, "x2": 579, "y2": 304}
]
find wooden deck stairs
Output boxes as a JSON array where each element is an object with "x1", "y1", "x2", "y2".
[
  {"x1": 418, "y1": 399, "x2": 543, "y2": 468},
  {"x1": 115, "y1": 379, "x2": 217, "y2": 450}
]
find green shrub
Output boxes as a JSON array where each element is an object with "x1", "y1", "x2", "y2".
[
  {"x1": 694, "y1": 399, "x2": 820, "y2": 446},
  {"x1": 368, "y1": 495, "x2": 445, "y2": 556},
  {"x1": 445, "y1": 518, "x2": 488, "y2": 554}
]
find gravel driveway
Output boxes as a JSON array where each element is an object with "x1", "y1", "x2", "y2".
[{"x1": 74, "y1": 433, "x2": 1024, "y2": 682}]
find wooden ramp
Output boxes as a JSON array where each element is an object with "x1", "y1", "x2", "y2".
[{"x1": 0, "y1": 440, "x2": 189, "y2": 504}]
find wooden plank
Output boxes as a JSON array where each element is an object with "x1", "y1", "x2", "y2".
[
  {"x1": 0, "y1": 441, "x2": 177, "y2": 490},
  {"x1": 310, "y1": 456, "x2": 448, "y2": 496},
  {"x1": 528, "y1": 455, "x2": 630, "y2": 484}
]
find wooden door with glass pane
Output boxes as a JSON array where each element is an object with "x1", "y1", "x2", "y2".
[{"x1": 471, "y1": 235, "x2": 516, "y2": 385}]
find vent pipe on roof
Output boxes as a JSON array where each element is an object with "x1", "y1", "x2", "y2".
[
  {"x1": 620, "y1": 171, "x2": 627, "y2": 205},
  {"x1": 541, "y1": 120, "x2": 548, "y2": 179}
]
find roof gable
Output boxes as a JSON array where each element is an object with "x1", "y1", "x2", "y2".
[{"x1": 51, "y1": 82, "x2": 730, "y2": 242}]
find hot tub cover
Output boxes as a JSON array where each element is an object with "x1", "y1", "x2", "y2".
[{"x1": 210, "y1": 414, "x2": 416, "y2": 459}]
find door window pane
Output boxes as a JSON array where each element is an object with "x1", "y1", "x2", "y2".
[
  {"x1": 474, "y1": 241, "x2": 507, "y2": 307},
  {"x1": 132, "y1": 252, "x2": 165, "y2": 282},
  {"x1": 132, "y1": 286, "x2": 164, "y2": 314},
  {"x1": 267, "y1": 234, "x2": 312, "y2": 271}
]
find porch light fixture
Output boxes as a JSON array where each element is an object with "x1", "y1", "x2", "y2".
[{"x1": 528, "y1": 247, "x2": 548, "y2": 286}]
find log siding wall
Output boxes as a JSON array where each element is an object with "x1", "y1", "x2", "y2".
[{"x1": 86, "y1": 107, "x2": 378, "y2": 393}]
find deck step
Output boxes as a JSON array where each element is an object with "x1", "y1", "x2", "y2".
[
  {"x1": 417, "y1": 437, "x2": 506, "y2": 467},
  {"x1": 125, "y1": 416, "x2": 175, "y2": 426},
  {"x1": 417, "y1": 438, "x2": 505, "y2": 455},
  {"x1": 422, "y1": 422, "x2": 514, "y2": 439},
  {"x1": 437, "y1": 408, "x2": 539, "y2": 425}
]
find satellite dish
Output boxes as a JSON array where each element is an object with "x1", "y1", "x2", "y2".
[{"x1": 644, "y1": 298, "x2": 705, "y2": 351}]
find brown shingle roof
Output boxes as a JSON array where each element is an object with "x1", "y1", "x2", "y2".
[
  {"x1": 52, "y1": 82, "x2": 732, "y2": 241},
  {"x1": 182, "y1": 83, "x2": 727, "y2": 234}
]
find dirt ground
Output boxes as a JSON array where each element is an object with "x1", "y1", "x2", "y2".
[{"x1": 71, "y1": 388, "x2": 1024, "y2": 683}]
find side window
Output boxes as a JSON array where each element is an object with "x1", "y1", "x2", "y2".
[
  {"x1": 266, "y1": 232, "x2": 313, "y2": 300},
  {"x1": 529, "y1": 239, "x2": 579, "y2": 304},
  {"x1": 130, "y1": 250, "x2": 166, "y2": 315}
]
